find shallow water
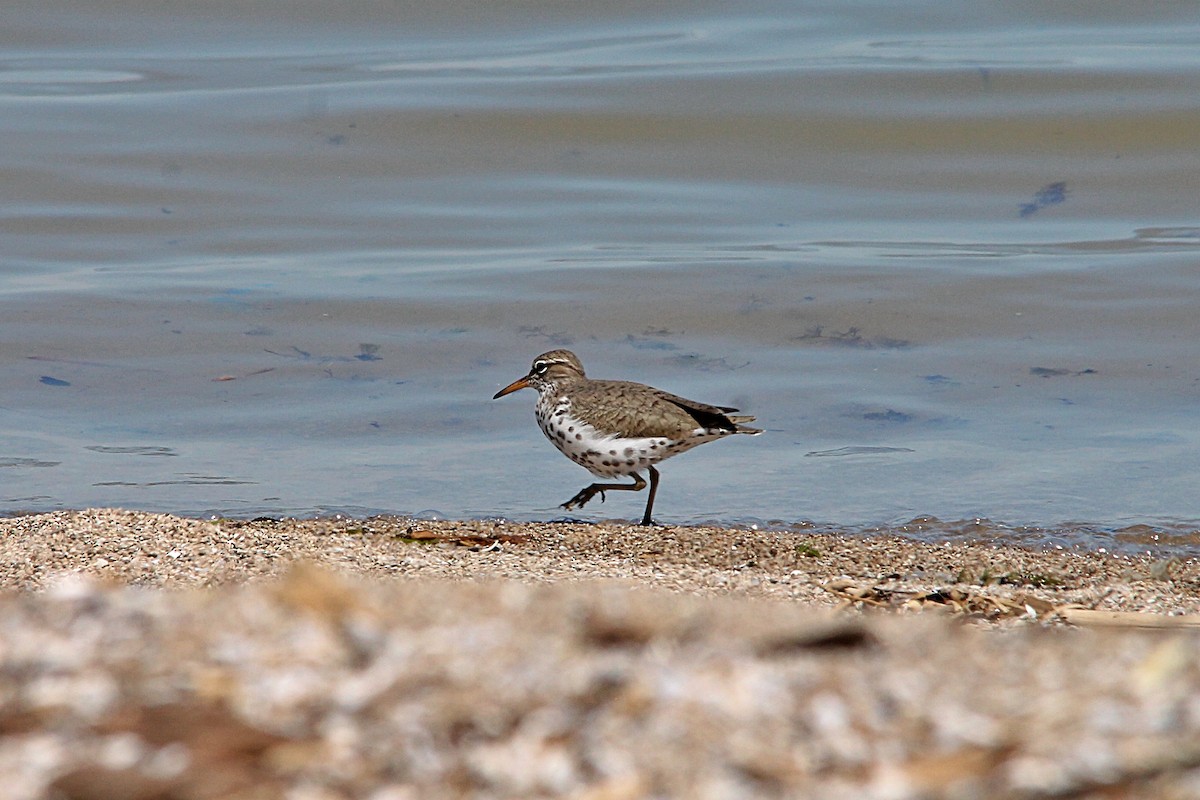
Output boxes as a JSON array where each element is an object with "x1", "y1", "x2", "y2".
[{"x1": 2, "y1": 0, "x2": 1200, "y2": 554}]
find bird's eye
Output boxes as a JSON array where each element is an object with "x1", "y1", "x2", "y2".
[{"x1": 532, "y1": 360, "x2": 548, "y2": 374}]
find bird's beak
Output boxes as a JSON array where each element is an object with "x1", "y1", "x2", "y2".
[{"x1": 492, "y1": 374, "x2": 531, "y2": 399}]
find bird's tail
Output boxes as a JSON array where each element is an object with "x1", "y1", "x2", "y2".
[{"x1": 727, "y1": 415, "x2": 763, "y2": 435}]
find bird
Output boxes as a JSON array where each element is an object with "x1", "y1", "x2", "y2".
[{"x1": 492, "y1": 349, "x2": 761, "y2": 525}]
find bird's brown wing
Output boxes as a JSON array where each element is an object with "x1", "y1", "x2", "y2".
[
  {"x1": 649, "y1": 390, "x2": 760, "y2": 434},
  {"x1": 649, "y1": 389, "x2": 744, "y2": 432},
  {"x1": 570, "y1": 380, "x2": 744, "y2": 437}
]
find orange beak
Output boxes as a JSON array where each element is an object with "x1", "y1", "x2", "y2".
[{"x1": 492, "y1": 374, "x2": 531, "y2": 399}]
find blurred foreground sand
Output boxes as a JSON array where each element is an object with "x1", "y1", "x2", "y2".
[{"x1": 2, "y1": 509, "x2": 1199, "y2": 799}]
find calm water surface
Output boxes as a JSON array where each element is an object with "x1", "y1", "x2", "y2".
[{"x1": 2, "y1": 0, "x2": 1200, "y2": 554}]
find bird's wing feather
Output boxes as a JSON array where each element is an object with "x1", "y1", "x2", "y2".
[
  {"x1": 569, "y1": 380, "x2": 745, "y2": 437},
  {"x1": 650, "y1": 389, "x2": 743, "y2": 431}
]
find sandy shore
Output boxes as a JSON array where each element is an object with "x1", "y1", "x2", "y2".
[{"x1": 2, "y1": 509, "x2": 1200, "y2": 799}]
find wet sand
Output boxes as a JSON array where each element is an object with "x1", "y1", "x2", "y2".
[{"x1": 3, "y1": 509, "x2": 1200, "y2": 798}]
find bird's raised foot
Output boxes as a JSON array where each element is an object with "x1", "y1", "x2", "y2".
[{"x1": 561, "y1": 486, "x2": 605, "y2": 511}]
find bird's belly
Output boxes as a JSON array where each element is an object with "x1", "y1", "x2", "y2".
[{"x1": 537, "y1": 413, "x2": 679, "y2": 478}]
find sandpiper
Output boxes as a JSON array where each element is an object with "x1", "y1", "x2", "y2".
[{"x1": 492, "y1": 349, "x2": 761, "y2": 525}]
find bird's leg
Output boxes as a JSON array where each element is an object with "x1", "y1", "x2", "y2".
[
  {"x1": 640, "y1": 465, "x2": 660, "y2": 526},
  {"x1": 562, "y1": 472, "x2": 647, "y2": 512}
]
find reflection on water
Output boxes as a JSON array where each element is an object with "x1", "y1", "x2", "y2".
[
  {"x1": 85, "y1": 446, "x2": 178, "y2": 456},
  {"x1": 1, "y1": 0, "x2": 1199, "y2": 554},
  {"x1": 807, "y1": 447, "x2": 916, "y2": 457}
]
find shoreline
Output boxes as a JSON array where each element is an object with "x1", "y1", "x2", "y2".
[{"x1": 2, "y1": 509, "x2": 1198, "y2": 618}]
